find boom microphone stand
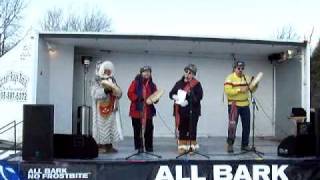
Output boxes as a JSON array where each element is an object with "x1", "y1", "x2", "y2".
[
  {"x1": 126, "y1": 101, "x2": 161, "y2": 160},
  {"x1": 176, "y1": 88, "x2": 209, "y2": 159},
  {"x1": 239, "y1": 76, "x2": 264, "y2": 158}
]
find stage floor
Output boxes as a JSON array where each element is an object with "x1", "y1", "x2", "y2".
[
  {"x1": 92, "y1": 137, "x2": 286, "y2": 161},
  {"x1": 6, "y1": 136, "x2": 317, "y2": 162}
]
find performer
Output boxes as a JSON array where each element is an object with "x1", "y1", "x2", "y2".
[
  {"x1": 127, "y1": 66, "x2": 158, "y2": 152},
  {"x1": 91, "y1": 60, "x2": 123, "y2": 153},
  {"x1": 169, "y1": 64, "x2": 203, "y2": 154},
  {"x1": 224, "y1": 61, "x2": 258, "y2": 153}
]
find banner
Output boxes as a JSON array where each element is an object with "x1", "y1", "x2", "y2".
[{"x1": 16, "y1": 159, "x2": 320, "y2": 180}]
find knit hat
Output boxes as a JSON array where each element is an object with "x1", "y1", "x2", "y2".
[
  {"x1": 140, "y1": 65, "x2": 152, "y2": 73},
  {"x1": 184, "y1": 64, "x2": 197, "y2": 75}
]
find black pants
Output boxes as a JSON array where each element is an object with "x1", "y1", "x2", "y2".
[
  {"x1": 131, "y1": 118, "x2": 154, "y2": 150},
  {"x1": 227, "y1": 105, "x2": 251, "y2": 147},
  {"x1": 178, "y1": 114, "x2": 199, "y2": 140}
]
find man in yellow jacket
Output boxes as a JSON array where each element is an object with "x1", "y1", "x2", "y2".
[{"x1": 224, "y1": 61, "x2": 258, "y2": 153}]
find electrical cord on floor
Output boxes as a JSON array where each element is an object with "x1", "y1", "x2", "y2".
[{"x1": 155, "y1": 109, "x2": 176, "y2": 136}]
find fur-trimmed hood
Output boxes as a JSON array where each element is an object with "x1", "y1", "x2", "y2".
[{"x1": 96, "y1": 61, "x2": 115, "y2": 78}]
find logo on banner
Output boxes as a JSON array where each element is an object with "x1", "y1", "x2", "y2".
[
  {"x1": 155, "y1": 164, "x2": 289, "y2": 180},
  {"x1": 0, "y1": 161, "x2": 21, "y2": 180},
  {"x1": 27, "y1": 168, "x2": 91, "y2": 179},
  {"x1": 0, "y1": 71, "x2": 29, "y2": 102}
]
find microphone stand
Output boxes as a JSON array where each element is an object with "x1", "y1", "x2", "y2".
[
  {"x1": 125, "y1": 125, "x2": 162, "y2": 159},
  {"x1": 176, "y1": 85, "x2": 209, "y2": 159},
  {"x1": 239, "y1": 75, "x2": 264, "y2": 158},
  {"x1": 126, "y1": 94, "x2": 161, "y2": 160}
]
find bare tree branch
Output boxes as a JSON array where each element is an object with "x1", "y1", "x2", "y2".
[
  {"x1": 83, "y1": 10, "x2": 111, "y2": 32},
  {"x1": 62, "y1": 14, "x2": 82, "y2": 32},
  {"x1": 275, "y1": 25, "x2": 300, "y2": 41},
  {"x1": 0, "y1": 0, "x2": 26, "y2": 56},
  {"x1": 41, "y1": 7, "x2": 111, "y2": 32},
  {"x1": 41, "y1": 7, "x2": 63, "y2": 31}
]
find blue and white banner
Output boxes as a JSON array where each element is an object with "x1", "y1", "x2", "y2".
[
  {"x1": 17, "y1": 159, "x2": 320, "y2": 180},
  {"x1": 0, "y1": 161, "x2": 21, "y2": 180}
]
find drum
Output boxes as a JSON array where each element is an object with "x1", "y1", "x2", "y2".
[
  {"x1": 146, "y1": 89, "x2": 164, "y2": 105},
  {"x1": 249, "y1": 72, "x2": 263, "y2": 89}
]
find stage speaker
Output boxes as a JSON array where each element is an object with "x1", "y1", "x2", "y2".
[
  {"x1": 53, "y1": 134, "x2": 98, "y2": 159},
  {"x1": 278, "y1": 134, "x2": 315, "y2": 157},
  {"x1": 22, "y1": 104, "x2": 54, "y2": 161}
]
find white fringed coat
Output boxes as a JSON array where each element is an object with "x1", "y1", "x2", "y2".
[{"x1": 91, "y1": 82, "x2": 123, "y2": 145}]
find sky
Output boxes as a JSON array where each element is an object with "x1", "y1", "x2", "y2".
[{"x1": 23, "y1": 0, "x2": 320, "y2": 48}]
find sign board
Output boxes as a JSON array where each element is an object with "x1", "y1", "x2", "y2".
[{"x1": 0, "y1": 31, "x2": 38, "y2": 142}]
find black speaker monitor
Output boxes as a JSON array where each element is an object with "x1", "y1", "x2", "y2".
[
  {"x1": 278, "y1": 135, "x2": 315, "y2": 157},
  {"x1": 53, "y1": 134, "x2": 98, "y2": 159},
  {"x1": 22, "y1": 104, "x2": 54, "y2": 161}
]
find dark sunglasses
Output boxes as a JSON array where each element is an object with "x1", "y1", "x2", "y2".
[
  {"x1": 237, "y1": 67, "x2": 244, "y2": 71},
  {"x1": 100, "y1": 77, "x2": 110, "y2": 80},
  {"x1": 184, "y1": 70, "x2": 193, "y2": 74}
]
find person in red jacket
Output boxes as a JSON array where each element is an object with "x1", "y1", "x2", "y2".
[{"x1": 127, "y1": 66, "x2": 158, "y2": 152}]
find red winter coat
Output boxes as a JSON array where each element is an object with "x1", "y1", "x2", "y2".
[{"x1": 127, "y1": 75, "x2": 157, "y2": 119}]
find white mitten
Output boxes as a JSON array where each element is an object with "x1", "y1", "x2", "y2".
[
  {"x1": 172, "y1": 94, "x2": 179, "y2": 101},
  {"x1": 180, "y1": 100, "x2": 189, "y2": 107}
]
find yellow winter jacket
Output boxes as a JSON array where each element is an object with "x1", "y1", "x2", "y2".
[{"x1": 224, "y1": 72, "x2": 257, "y2": 107}]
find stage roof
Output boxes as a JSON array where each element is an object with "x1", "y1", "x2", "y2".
[{"x1": 39, "y1": 32, "x2": 307, "y2": 57}]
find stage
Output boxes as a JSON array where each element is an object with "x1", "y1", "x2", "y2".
[
  {"x1": 4, "y1": 137, "x2": 320, "y2": 179},
  {"x1": 7, "y1": 137, "x2": 293, "y2": 161},
  {"x1": 68, "y1": 137, "x2": 286, "y2": 161}
]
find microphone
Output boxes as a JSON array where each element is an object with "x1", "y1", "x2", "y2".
[{"x1": 250, "y1": 76, "x2": 254, "y2": 83}]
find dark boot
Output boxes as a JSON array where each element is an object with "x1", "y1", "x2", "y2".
[
  {"x1": 105, "y1": 144, "x2": 118, "y2": 153},
  {"x1": 241, "y1": 145, "x2": 251, "y2": 151},
  {"x1": 98, "y1": 144, "x2": 105, "y2": 153},
  {"x1": 226, "y1": 139, "x2": 234, "y2": 153},
  {"x1": 226, "y1": 143, "x2": 234, "y2": 153},
  {"x1": 145, "y1": 147, "x2": 153, "y2": 152},
  {"x1": 138, "y1": 147, "x2": 144, "y2": 153}
]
